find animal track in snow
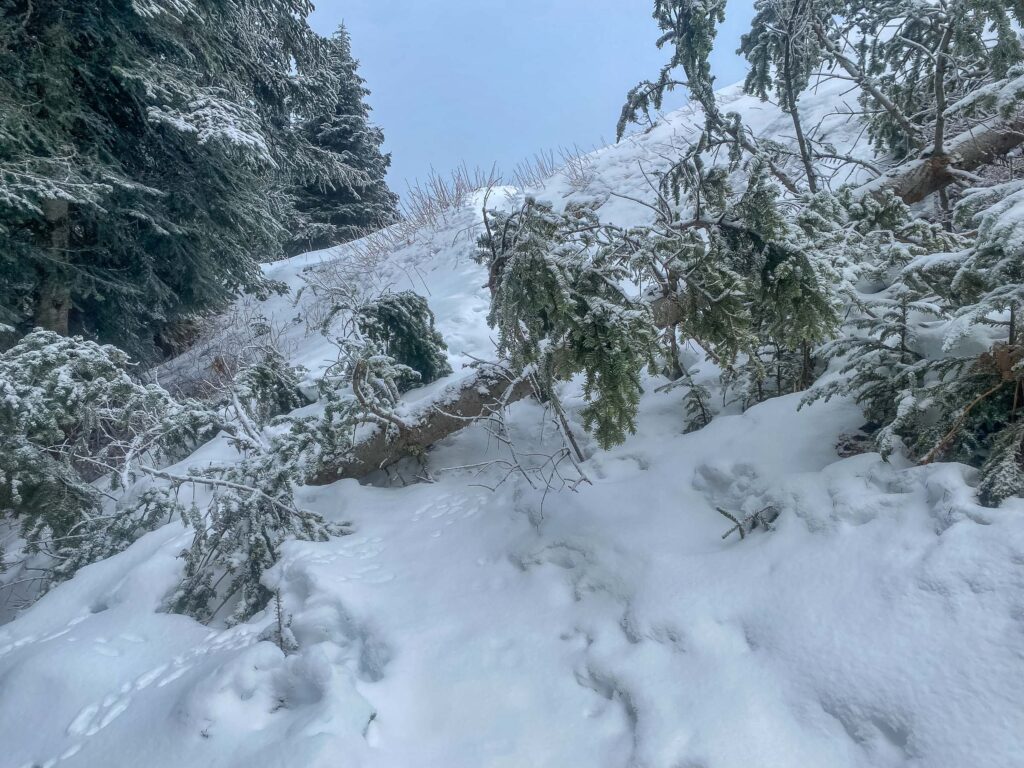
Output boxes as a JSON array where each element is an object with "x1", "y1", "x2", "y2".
[
  {"x1": 66, "y1": 692, "x2": 131, "y2": 737},
  {"x1": 134, "y1": 664, "x2": 168, "y2": 690}
]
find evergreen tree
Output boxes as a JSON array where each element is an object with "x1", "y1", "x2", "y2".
[
  {"x1": 0, "y1": 328, "x2": 421, "y2": 620},
  {"x1": 356, "y1": 291, "x2": 452, "y2": 390},
  {"x1": 947, "y1": 180, "x2": 1024, "y2": 349},
  {"x1": 478, "y1": 199, "x2": 657, "y2": 449},
  {"x1": 286, "y1": 24, "x2": 398, "y2": 256},
  {"x1": 0, "y1": 330, "x2": 218, "y2": 586},
  {"x1": 803, "y1": 175, "x2": 1024, "y2": 506},
  {"x1": 0, "y1": 0, "x2": 363, "y2": 357},
  {"x1": 620, "y1": 0, "x2": 799, "y2": 196},
  {"x1": 740, "y1": 0, "x2": 834, "y2": 192},
  {"x1": 837, "y1": 0, "x2": 1024, "y2": 159}
]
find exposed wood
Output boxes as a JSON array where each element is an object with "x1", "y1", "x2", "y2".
[
  {"x1": 311, "y1": 97, "x2": 1024, "y2": 485},
  {"x1": 307, "y1": 365, "x2": 534, "y2": 485},
  {"x1": 862, "y1": 114, "x2": 1024, "y2": 204},
  {"x1": 920, "y1": 380, "x2": 1008, "y2": 465},
  {"x1": 307, "y1": 287, "x2": 705, "y2": 484}
]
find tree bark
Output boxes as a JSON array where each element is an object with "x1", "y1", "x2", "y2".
[
  {"x1": 34, "y1": 198, "x2": 72, "y2": 335},
  {"x1": 784, "y1": 0, "x2": 817, "y2": 193},
  {"x1": 307, "y1": 365, "x2": 534, "y2": 485},
  {"x1": 861, "y1": 113, "x2": 1024, "y2": 204},
  {"x1": 308, "y1": 291, "x2": 704, "y2": 485}
]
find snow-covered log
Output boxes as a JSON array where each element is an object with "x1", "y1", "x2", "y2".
[
  {"x1": 308, "y1": 289, "x2": 694, "y2": 484},
  {"x1": 308, "y1": 365, "x2": 534, "y2": 484},
  {"x1": 861, "y1": 113, "x2": 1024, "y2": 204}
]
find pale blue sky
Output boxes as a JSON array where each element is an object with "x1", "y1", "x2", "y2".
[{"x1": 309, "y1": 1, "x2": 754, "y2": 196}]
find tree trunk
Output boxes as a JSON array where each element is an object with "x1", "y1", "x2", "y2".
[
  {"x1": 859, "y1": 113, "x2": 1024, "y2": 204},
  {"x1": 310, "y1": 293, "x2": 705, "y2": 485},
  {"x1": 308, "y1": 365, "x2": 534, "y2": 485},
  {"x1": 813, "y1": 21, "x2": 922, "y2": 148},
  {"x1": 784, "y1": 0, "x2": 816, "y2": 193},
  {"x1": 34, "y1": 199, "x2": 72, "y2": 335}
]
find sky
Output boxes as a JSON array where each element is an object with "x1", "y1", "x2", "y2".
[{"x1": 308, "y1": 1, "x2": 754, "y2": 197}]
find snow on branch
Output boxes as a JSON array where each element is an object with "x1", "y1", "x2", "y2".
[{"x1": 148, "y1": 90, "x2": 275, "y2": 165}]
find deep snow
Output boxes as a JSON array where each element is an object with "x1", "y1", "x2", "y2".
[{"x1": 2, "y1": 80, "x2": 1023, "y2": 768}]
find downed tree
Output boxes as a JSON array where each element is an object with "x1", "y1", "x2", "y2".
[
  {"x1": 860, "y1": 113, "x2": 1024, "y2": 204},
  {"x1": 307, "y1": 295, "x2": 687, "y2": 484},
  {"x1": 308, "y1": 364, "x2": 533, "y2": 484}
]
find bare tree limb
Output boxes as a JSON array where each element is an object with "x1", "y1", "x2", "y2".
[{"x1": 814, "y1": 20, "x2": 923, "y2": 146}]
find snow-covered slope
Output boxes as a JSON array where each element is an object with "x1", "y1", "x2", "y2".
[{"x1": 3, "y1": 82, "x2": 1024, "y2": 768}]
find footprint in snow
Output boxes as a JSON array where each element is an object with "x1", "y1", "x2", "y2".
[
  {"x1": 59, "y1": 744, "x2": 83, "y2": 760},
  {"x1": 135, "y1": 664, "x2": 168, "y2": 690},
  {"x1": 67, "y1": 693, "x2": 130, "y2": 737},
  {"x1": 67, "y1": 704, "x2": 100, "y2": 736},
  {"x1": 91, "y1": 639, "x2": 121, "y2": 657},
  {"x1": 32, "y1": 626, "x2": 74, "y2": 644},
  {"x1": 2, "y1": 634, "x2": 38, "y2": 655},
  {"x1": 156, "y1": 665, "x2": 191, "y2": 687}
]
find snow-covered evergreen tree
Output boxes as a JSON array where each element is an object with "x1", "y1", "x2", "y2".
[
  {"x1": 0, "y1": 1, "x2": 366, "y2": 357},
  {"x1": 286, "y1": 24, "x2": 398, "y2": 256},
  {"x1": 356, "y1": 291, "x2": 452, "y2": 391},
  {"x1": 740, "y1": 0, "x2": 828, "y2": 191},
  {"x1": 0, "y1": 330, "x2": 217, "y2": 587},
  {"x1": 478, "y1": 199, "x2": 657, "y2": 448},
  {"x1": 837, "y1": 0, "x2": 1024, "y2": 159}
]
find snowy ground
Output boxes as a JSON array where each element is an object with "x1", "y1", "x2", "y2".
[{"x1": 3, "y1": 83, "x2": 1024, "y2": 768}]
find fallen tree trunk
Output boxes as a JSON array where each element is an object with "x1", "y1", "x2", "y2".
[
  {"x1": 308, "y1": 365, "x2": 534, "y2": 484},
  {"x1": 308, "y1": 298, "x2": 691, "y2": 484},
  {"x1": 860, "y1": 113, "x2": 1024, "y2": 204}
]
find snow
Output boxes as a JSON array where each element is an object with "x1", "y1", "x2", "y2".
[{"x1": 3, "y1": 81, "x2": 1024, "y2": 768}]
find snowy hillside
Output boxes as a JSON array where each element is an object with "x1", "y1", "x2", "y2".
[{"x1": 3, "y1": 80, "x2": 1024, "y2": 768}]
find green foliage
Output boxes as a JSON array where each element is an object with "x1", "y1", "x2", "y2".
[
  {"x1": 683, "y1": 378, "x2": 714, "y2": 433},
  {"x1": 662, "y1": 162, "x2": 841, "y2": 400},
  {"x1": 164, "y1": 342, "x2": 412, "y2": 623},
  {"x1": 619, "y1": 0, "x2": 727, "y2": 139},
  {"x1": 740, "y1": 0, "x2": 826, "y2": 106},
  {"x1": 0, "y1": 332, "x2": 385, "y2": 622},
  {"x1": 168, "y1": 443, "x2": 341, "y2": 625},
  {"x1": 804, "y1": 185, "x2": 1024, "y2": 507},
  {"x1": 478, "y1": 141, "x2": 841, "y2": 443},
  {"x1": 807, "y1": 282, "x2": 945, "y2": 452},
  {"x1": 54, "y1": 487, "x2": 183, "y2": 587},
  {"x1": 232, "y1": 347, "x2": 310, "y2": 427},
  {"x1": 478, "y1": 199, "x2": 657, "y2": 448},
  {"x1": 356, "y1": 291, "x2": 452, "y2": 391},
  {"x1": 0, "y1": 0, "x2": 372, "y2": 357},
  {"x1": 286, "y1": 24, "x2": 399, "y2": 255},
  {"x1": 839, "y1": 0, "x2": 1024, "y2": 156},
  {"x1": 948, "y1": 180, "x2": 1024, "y2": 347},
  {"x1": 0, "y1": 330, "x2": 217, "y2": 582},
  {"x1": 980, "y1": 421, "x2": 1024, "y2": 506}
]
